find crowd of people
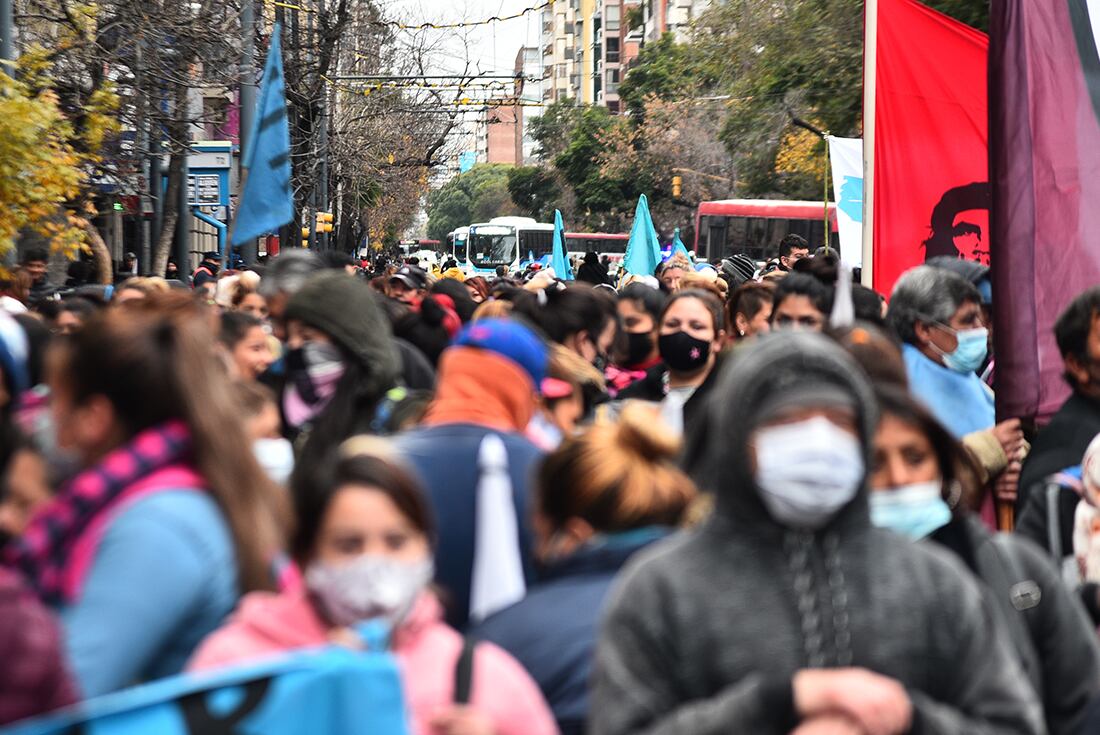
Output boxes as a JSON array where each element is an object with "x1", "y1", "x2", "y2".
[{"x1": 2, "y1": 233, "x2": 1100, "y2": 734}]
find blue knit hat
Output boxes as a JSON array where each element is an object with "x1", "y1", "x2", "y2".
[{"x1": 455, "y1": 319, "x2": 548, "y2": 387}]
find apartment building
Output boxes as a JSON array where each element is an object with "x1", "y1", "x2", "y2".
[
  {"x1": 642, "y1": 0, "x2": 711, "y2": 43},
  {"x1": 541, "y1": 0, "x2": 707, "y2": 112}
]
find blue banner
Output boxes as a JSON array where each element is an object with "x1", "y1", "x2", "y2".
[
  {"x1": 623, "y1": 195, "x2": 661, "y2": 276},
  {"x1": 551, "y1": 209, "x2": 573, "y2": 280},
  {"x1": 232, "y1": 24, "x2": 294, "y2": 247},
  {"x1": 5, "y1": 648, "x2": 410, "y2": 735}
]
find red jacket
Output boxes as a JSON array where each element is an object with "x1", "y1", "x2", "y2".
[{"x1": 0, "y1": 568, "x2": 78, "y2": 725}]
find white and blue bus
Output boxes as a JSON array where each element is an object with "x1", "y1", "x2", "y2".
[
  {"x1": 464, "y1": 217, "x2": 555, "y2": 275},
  {"x1": 446, "y1": 227, "x2": 469, "y2": 265}
]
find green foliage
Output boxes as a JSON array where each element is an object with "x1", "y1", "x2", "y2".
[
  {"x1": 553, "y1": 106, "x2": 644, "y2": 219},
  {"x1": 425, "y1": 163, "x2": 517, "y2": 241},
  {"x1": 507, "y1": 167, "x2": 560, "y2": 221},
  {"x1": 528, "y1": 98, "x2": 583, "y2": 160},
  {"x1": 617, "y1": 33, "x2": 717, "y2": 119}
]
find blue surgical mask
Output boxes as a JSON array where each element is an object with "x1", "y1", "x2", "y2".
[
  {"x1": 869, "y1": 481, "x2": 952, "y2": 539},
  {"x1": 936, "y1": 326, "x2": 988, "y2": 374}
]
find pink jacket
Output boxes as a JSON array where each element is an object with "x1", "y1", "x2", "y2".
[{"x1": 189, "y1": 591, "x2": 558, "y2": 735}]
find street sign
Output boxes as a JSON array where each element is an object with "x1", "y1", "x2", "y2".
[{"x1": 187, "y1": 174, "x2": 222, "y2": 206}]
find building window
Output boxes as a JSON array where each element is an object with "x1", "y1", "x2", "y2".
[
  {"x1": 606, "y1": 4, "x2": 621, "y2": 31},
  {"x1": 606, "y1": 37, "x2": 620, "y2": 63}
]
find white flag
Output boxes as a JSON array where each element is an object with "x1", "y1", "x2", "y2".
[
  {"x1": 828, "y1": 136, "x2": 864, "y2": 268},
  {"x1": 468, "y1": 434, "x2": 526, "y2": 623}
]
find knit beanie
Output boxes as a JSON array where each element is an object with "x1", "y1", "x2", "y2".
[{"x1": 285, "y1": 271, "x2": 400, "y2": 391}]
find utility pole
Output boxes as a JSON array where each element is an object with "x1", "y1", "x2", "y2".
[
  {"x1": 175, "y1": 155, "x2": 190, "y2": 278},
  {"x1": 0, "y1": 0, "x2": 13, "y2": 71},
  {"x1": 238, "y1": 0, "x2": 257, "y2": 265}
]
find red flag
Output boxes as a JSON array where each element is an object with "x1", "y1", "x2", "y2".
[
  {"x1": 870, "y1": 0, "x2": 988, "y2": 295},
  {"x1": 990, "y1": 1, "x2": 1100, "y2": 421}
]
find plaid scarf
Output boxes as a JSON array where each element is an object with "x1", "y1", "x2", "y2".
[
  {"x1": 3, "y1": 420, "x2": 192, "y2": 605},
  {"x1": 283, "y1": 342, "x2": 346, "y2": 428}
]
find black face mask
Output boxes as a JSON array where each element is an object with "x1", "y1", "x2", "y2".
[
  {"x1": 658, "y1": 331, "x2": 711, "y2": 373},
  {"x1": 623, "y1": 330, "x2": 655, "y2": 368}
]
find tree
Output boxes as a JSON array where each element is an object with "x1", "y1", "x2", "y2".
[
  {"x1": 425, "y1": 163, "x2": 516, "y2": 241},
  {"x1": 0, "y1": 70, "x2": 85, "y2": 262},
  {"x1": 528, "y1": 98, "x2": 582, "y2": 161},
  {"x1": 617, "y1": 33, "x2": 717, "y2": 119},
  {"x1": 507, "y1": 166, "x2": 560, "y2": 222}
]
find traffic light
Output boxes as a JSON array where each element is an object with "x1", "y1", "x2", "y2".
[
  {"x1": 316, "y1": 212, "x2": 334, "y2": 233},
  {"x1": 301, "y1": 226, "x2": 310, "y2": 248},
  {"x1": 672, "y1": 175, "x2": 683, "y2": 199}
]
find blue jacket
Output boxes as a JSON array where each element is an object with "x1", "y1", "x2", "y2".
[
  {"x1": 472, "y1": 528, "x2": 671, "y2": 735},
  {"x1": 394, "y1": 424, "x2": 543, "y2": 629},
  {"x1": 61, "y1": 490, "x2": 239, "y2": 698},
  {"x1": 903, "y1": 343, "x2": 995, "y2": 438}
]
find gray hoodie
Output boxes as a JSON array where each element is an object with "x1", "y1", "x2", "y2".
[{"x1": 590, "y1": 333, "x2": 1044, "y2": 735}]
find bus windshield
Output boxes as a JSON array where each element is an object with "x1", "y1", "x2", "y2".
[{"x1": 470, "y1": 229, "x2": 517, "y2": 267}]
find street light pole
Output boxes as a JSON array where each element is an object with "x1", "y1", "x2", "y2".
[{"x1": 0, "y1": 0, "x2": 13, "y2": 72}]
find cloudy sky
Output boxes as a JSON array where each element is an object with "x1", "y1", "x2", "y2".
[{"x1": 388, "y1": 0, "x2": 543, "y2": 76}]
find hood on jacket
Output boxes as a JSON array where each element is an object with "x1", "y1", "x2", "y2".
[
  {"x1": 285, "y1": 271, "x2": 401, "y2": 399},
  {"x1": 684, "y1": 332, "x2": 878, "y2": 533}
]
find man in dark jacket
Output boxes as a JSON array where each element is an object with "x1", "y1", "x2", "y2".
[
  {"x1": 1017, "y1": 287, "x2": 1100, "y2": 560},
  {"x1": 576, "y1": 251, "x2": 611, "y2": 286},
  {"x1": 394, "y1": 320, "x2": 552, "y2": 629},
  {"x1": 591, "y1": 333, "x2": 1043, "y2": 734}
]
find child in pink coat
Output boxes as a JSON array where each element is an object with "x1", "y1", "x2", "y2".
[{"x1": 190, "y1": 447, "x2": 556, "y2": 735}]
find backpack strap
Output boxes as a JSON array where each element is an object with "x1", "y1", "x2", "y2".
[{"x1": 453, "y1": 635, "x2": 477, "y2": 705}]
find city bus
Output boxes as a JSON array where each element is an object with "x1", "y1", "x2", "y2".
[
  {"x1": 465, "y1": 217, "x2": 554, "y2": 275},
  {"x1": 398, "y1": 239, "x2": 442, "y2": 260},
  {"x1": 693, "y1": 200, "x2": 839, "y2": 263},
  {"x1": 565, "y1": 232, "x2": 629, "y2": 271},
  {"x1": 446, "y1": 227, "x2": 469, "y2": 264}
]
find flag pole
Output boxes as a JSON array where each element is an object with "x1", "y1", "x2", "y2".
[{"x1": 861, "y1": 0, "x2": 877, "y2": 288}]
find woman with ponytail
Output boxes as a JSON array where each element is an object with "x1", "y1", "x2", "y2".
[
  {"x1": 2, "y1": 293, "x2": 290, "y2": 698},
  {"x1": 472, "y1": 404, "x2": 697, "y2": 735}
]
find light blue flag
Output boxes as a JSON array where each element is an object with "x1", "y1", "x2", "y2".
[
  {"x1": 232, "y1": 24, "x2": 294, "y2": 247},
  {"x1": 623, "y1": 194, "x2": 661, "y2": 276},
  {"x1": 551, "y1": 209, "x2": 573, "y2": 280},
  {"x1": 671, "y1": 227, "x2": 692, "y2": 261}
]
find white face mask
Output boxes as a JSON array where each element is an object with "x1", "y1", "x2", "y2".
[
  {"x1": 753, "y1": 415, "x2": 864, "y2": 529},
  {"x1": 253, "y1": 437, "x2": 295, "y2": 486},
  {"x1": 306, "y1": 554, "x2": 433, "y2": 628}
]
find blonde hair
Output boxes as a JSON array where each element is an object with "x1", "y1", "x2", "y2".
[
  {"x1": 472, "y1": 299, "x2": 513, "y2": 322},
  {"x1": 680, "y1": 271, "x2": 728, "y2": 300},
  {"x1": 547, "y1": 343, "x2": 605, "y2": 393},
  {"x1": 117, "y1": 276, "x2": 170, "y2": 297},
  {"x1": 537, "y1": 403, "x2": 696, "y2": 531}
]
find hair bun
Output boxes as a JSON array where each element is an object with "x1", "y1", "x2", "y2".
[{"x1": 614, "y1": 403, "x2": 681, "y2": 461}]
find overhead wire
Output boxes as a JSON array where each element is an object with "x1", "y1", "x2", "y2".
[{"x1": 264, "y1": 0, "x2": 550, "y2": 31}]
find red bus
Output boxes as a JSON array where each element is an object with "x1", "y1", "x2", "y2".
[
  {"x1": 693, "y1": 200, "x2": 839, "y2": 263},
  {"x1": 565, "y1": 232, "x2": 629, "y2": 264}
]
